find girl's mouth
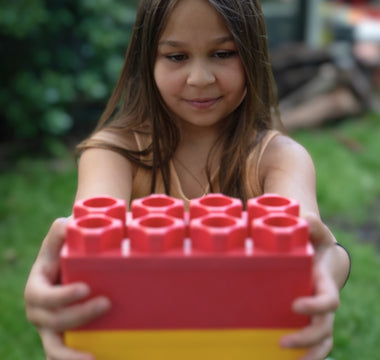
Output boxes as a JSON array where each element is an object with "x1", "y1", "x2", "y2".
[{"x1": 185, "y1": 97, "x2": 221, "y2": 109}]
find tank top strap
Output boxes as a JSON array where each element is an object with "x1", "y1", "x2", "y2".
[
  {"x1": 131, "y1": 132, "x2": 188, "y2": 206},
  {"x1": 246, "y1": 130, "x2": 281, "y2": 198},
  {"x1": 132, "y1": 130, "x2": 281, "y2": 205}
]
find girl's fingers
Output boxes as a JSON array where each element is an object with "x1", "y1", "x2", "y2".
[
  {"x1": 40, "y1": 328, "x2": 94, "y2": 360},
  {"x1": 52, "y1": 296, "x2": 111, "y2": 331},
  {"x1": 39, "y1": 218, "x2": 68, "y2": 257},
  {"x1": 298, "y1": 337, "x2": 334, "y2": 360},
  {"x1": 26, "y1": 281, "x2": 90, "y2": 309},
  {"x1": 37, "y1": 218, "x2": 69, "y2": 282},
  {"x1": 283, "y1": 218, "x2": 338, "y2": 358},
  {"x1": 29, "y1": 296, "x2": 111, "y2": 331},
  {"x1": 293, "y1": 270, "x2": 340, "y2": 316},
  {"x1": 293, "y1": 291, "x2": 339, "y2": 316},
  {"x1": 24, "y1": 218, "x2": 108, "y2": 359},
  {"x1": 25, "y1": 217, "x2": 72, "y2": 309},
  {"x1": 281, "y1": 312, "x2": 334, "y2": 349}
]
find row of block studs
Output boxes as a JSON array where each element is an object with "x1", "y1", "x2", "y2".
[
  {"x1": 66, "y1": 193, "x2": 308, "y2": 255},
  {"x1": 72, "y1": 193, "x2": 299, "y2": 222},
  {"x1": 132, "y1": 193, "x2": 299, "y2": 221}
]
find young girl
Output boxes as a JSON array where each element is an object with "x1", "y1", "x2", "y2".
[{"x1": 24, "y1": 0, "x2": 350, "y2": 359}]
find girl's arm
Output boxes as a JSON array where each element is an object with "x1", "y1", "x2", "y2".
[
  {"x1": 25, "y1": 147, "x2": 134, "y2": 360},
  {"x1": 75, "y1": 147, "x2": 134, "y2": 201},
  {"x1": 259, "y1": 134, "x2": 350, "y2": 360}
]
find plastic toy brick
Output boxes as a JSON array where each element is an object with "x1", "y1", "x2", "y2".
[{"x1": 60, "y1": 193, "x2": 314, "y2": 359}]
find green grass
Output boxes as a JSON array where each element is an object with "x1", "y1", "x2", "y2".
[
  {"x1": 0, "y1": 154, "x2": 77, "y2": 359},
  {"x1": 293, "y1": 112, "x2": 380, "y2": 359},
  {"x1": 293, "y1": 113, "x2": 380, "y2": 222},
  {"x1": 330, "y1": 229, "x2": 380, "y2": 359},
  {"x1": 1, "y1": 112, "x2": 380, "y2": 359}
]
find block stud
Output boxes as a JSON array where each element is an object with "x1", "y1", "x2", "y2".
[
  {"x1": 189, "y1": 193, "x2": 243, "y2": 219},
  {"x1": 66, "y1": 214, "x2": 124, "y2": 255},
  {"x1": 131, "y1": 194, "x2": 185, "y2": 219},
  {"x1": 252, "y1": 213, "x2": 309, "y2": 253},
  {"x1": 190, "y1": 214, "x2": 247, "y2": 253},
  {"x1": 73, "y1": 196, "x2": 127, "y2": 224},
  {"x1": 247, "y1": 193, "x2": 299, "y2": 223},
  {"x1": 128, "y1": 214, "x2": 186, "y2": 253}
]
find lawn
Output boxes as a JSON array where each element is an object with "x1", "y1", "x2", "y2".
[
  {"x1": 1, "y1": 113, "x2": 380, "y2": 359},
  {"x1": 0, "y1": 153, "x2": 77, "y2": 359},
  {"x1": 293, "y1": 113, "x2": 380, "y2": 359}
]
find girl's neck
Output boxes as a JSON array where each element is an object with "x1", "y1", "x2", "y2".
[
  {"x1": 177, "y1": 119, "x2": 222, "y2": 152},
  {"x1": 173, "y1": 122, "x2": 222, "y2": 199}
]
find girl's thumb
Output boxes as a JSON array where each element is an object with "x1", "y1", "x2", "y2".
[{"x1": 39, "y1": 217, "x2": 69, "y2": 264}]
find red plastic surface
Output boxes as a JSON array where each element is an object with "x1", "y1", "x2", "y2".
[
  {"x1": 190, "y1": 214, "x2": 247, "y2": 253},
  {"x1": 61, "y1": 193, "x2": 313, "y2": 331},
  {"x1": 131, "y1": 194, "x2": 184, "y2": 219},
  {"x1": 74, "y1": 195, "x2": 127, "y2": 222},
  {"x1": 66, "y1": 214, "x2": 124, "y2": 255},
  {"x1": 247, "y1": 193, "x2": 299, "y2": 221},
  {"x1": 189, "y1": 193, "x2": 243, "y2": 219},
  {"x1": 128, "y1": 214, "x2": 186, "y2": 253},
  {"x1": 253, "y1": 213, "x2": 308, "y2": 253},
  {"x1": 73, "y1": 196, "x2": 127, "y2": 236}
]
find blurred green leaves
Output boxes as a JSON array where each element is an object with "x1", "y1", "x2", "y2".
[
  {"x1": 0, "y1": 0, "x2": 136, "y2": 150},
  {"x1": 0, "y1": 0, "x2": 48, "y2": 38}
]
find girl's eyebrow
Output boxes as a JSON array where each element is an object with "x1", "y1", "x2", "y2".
[{"x1": 158, "y1": 35, "x2": 235, "y2": 48}]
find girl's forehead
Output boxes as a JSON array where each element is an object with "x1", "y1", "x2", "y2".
[{"x1": 159, "y1": 0, "x2": 231, "y2": 44}]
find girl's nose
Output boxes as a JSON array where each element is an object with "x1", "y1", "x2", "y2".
[{"x1": 187, "y1": 60, "x2": 216, "y2": 87}]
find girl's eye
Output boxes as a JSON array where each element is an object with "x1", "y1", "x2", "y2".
[
  {"x1": 213, "y1": 51, "x2": 237, "y2": 59},
  {"x1": 166, "y1": 54, "x2": 188, "y2": 62}
]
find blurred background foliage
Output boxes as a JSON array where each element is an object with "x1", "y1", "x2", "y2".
[{"x1": 0, "y1": 0, "x2": 138, "y2": 155}]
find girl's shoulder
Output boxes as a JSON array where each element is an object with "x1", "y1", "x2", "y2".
[
  {"x1": 90, "y1": 128, "x2": 139, "y2": 151},
  {"x1": 245, "y1": 130, "x2": 314, "y2": 196},
  {"x1": 261, "y1": 132, "x2": 312, "y2": 164},
  {"x1": 247, "y1": 129, "x2": 281, "y2": 165},
  {"x1": 86, "y1": 122, "x2": 153, "y2": 153},
  {"x1": 258, "y1": 131, "x2": 315, "y2": 188},
  {"x1": 82, "y1": 125, "x2": 152, "y2": 179}
]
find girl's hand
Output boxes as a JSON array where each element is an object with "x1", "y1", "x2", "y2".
[
  {"x1": 24, "y1": 218, "x2": 111, "y2": 360},
  {"x1": 280, "y1": 215, "x2": 341, "y2": 360}
]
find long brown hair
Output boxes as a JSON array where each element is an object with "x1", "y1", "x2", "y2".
[{"x1": 77, "y1": 0, "x2": 282, "y2": 202}]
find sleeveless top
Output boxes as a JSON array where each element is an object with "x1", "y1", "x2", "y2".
[{"x1": 131, "y1": 130, "x2": 280, "y2": 208}]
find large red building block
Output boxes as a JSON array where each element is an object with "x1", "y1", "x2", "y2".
[{"x1": 60, "y1": 193, "x2": 314, "y2": 359}]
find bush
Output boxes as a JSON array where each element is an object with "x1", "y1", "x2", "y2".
[{"x1": 0, "y1": 0, "x2": 136, "y2": 152}]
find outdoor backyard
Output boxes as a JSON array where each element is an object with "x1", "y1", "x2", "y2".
[
  {"x1": 1, "y1": 112, "x2": 380, "y2": 359},
  {"x1": 1, "y1": 1, "x2": 380, "y2": 359}
]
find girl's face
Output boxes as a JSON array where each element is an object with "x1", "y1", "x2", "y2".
[{"x1": 154, "y1": 0, "x2": 246, "y2": 130}]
